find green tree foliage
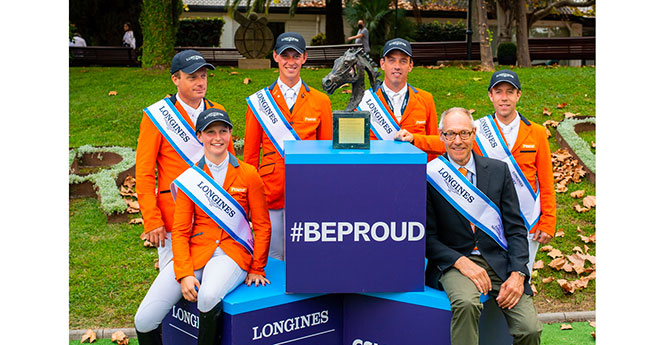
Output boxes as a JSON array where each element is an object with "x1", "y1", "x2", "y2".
[
  {"x1": 140, "y1": 0, "x2": 183, "y2": 68},
  {"x1": 344, "y1": 0, "x2": 415, "y2": 57},
  {"x1": 176, "y1": 18, "x2": 225, "y2": 47}
]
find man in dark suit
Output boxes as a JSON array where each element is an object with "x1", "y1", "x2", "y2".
[{"x1": 426, "y1": 107, "x2": 542, "y2": 345}]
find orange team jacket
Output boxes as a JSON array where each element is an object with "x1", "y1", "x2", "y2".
[
  {"x1": 371, "y1": 84, "x2": 439, "y2": 162},
  {"x1": 413, "y1": 113, "x2": 557, "y2": 237},
  {"x1": 171, "y1": 154, "x2": 271, "y2": 280},
  {"x1": 135, "y1": 95, "x2": 235, "y2": 234},
  {"x1": 243, "y1": 80, "x2": 333, "y2": 210}
]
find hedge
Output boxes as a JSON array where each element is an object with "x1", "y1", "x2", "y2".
[{"x1": 176, "y1": 18, "x2": 225, "y2": 47}]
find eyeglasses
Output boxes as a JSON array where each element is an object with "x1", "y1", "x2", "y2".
[{"x1": 442, "y1": 130, "x2": 473, "y2": 141}]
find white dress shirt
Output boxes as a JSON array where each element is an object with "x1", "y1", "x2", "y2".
[
  {"x1": 496, "y1": 112, "x2": 521, "y2": 151},
  {"x1": 205, "y1": 154, "x2": 229, "y2": 185},
  {"x1": 177, "y1": 93, "x2": 205, "y2": 126},
  {"x1": 277, "y1": 77, "x2": 302, "y2": 110},
  {"x1": 381, "y1": 82, "x2": 408, "y2": 122}
]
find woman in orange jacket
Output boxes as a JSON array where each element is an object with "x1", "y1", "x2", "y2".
[{"x1": 134, "y1": 109, "x2": 271, "y2": 345}]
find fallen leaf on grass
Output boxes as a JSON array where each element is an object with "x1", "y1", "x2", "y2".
[
  {"x1": 468, "y1": 109, "x2": 476, "y2": 115},
  {"x1": 572, "y1": 246, "x2": 584, "y2": 254},
  {"x1": 570, "y1": 190, "x2": 585, "y2": 198},
  {"x1": 563, "y1": 112, "x2": 578, "y2": 118},
  {"x1": 573, "y1": 204, "x2": 590, "y2": 213},
  {"x1": 81, "y1": 329, "x2": 97, "y2": 343},
  {"x1": 583, "y1": 195, "x2": 596, "y2": 208},
  {"x1": 561, "y1": 262, "x2": 574, "y2": 273},
  {"x1": 531, "y1": 284, "x2": 537, "y2": 295},
  {"x1": 555, "y1": 228, "x2": 565, "y2": 237},
  {"x1": 545, "y1": 127, "x2": 552, "y2": 138},
  {"x1": 576, "y1": 226, "x2": 583, "y2": 233},
  {"x1": 560, "y1": 324, "x2": 573, "y2": 330},
  {"x1": 589, "y1": 321, "x2": 596, "y2": 328},
  {"x1": 591, "y1": 141, "x2": 596, "y2": 148},
  {"x1": 591, "y1": 331, "x2": 595, "y2": 339},
  {"x1": 342, "y1": 89, "x2": 352, "y2": 94},
  {"x1": 556, "y1": 102, "x2": 567, "y2": 109},
  {"x1": 124, "y1": 199, "x2": 140, "y2": 210},
  {"x1": 549, "y1": 257, "x2": 567, "y2": 270},
  {"x1": 542, "y1": 276, "x2": 555, "y2": 283},
  {"x1": 108, "y1": 91, "x2": 118, "y2": 96},
  {"x1": 579, "y1": 234, "x2": 596, "y2": 244},
  {"x1": 542, "y1": 119, "x2": 559, "y2": 128},
  {"x1": 548, "y1": 248, "x2": 564, "y2": 259},
  {"x1": 472, "y1": 77, "x2": 482, "y2": 81},
  {"x1": 129, "y1": 218, "x2": 143, "y2": 225},
  {"x1": 540, "y1": 245, "x2": 554, "y2": 252},
  {"x1": 243, "y1": 78, "x2": 251, "y2": 85},
  {"x1": 112, "y1": 330, "x2": 129, "y2": 344},
  {"x1": 229, "y1": 71, "x2": 239, "y2": 75},
  {"x1": 533, "y1": 260, "x2": 544, "y2": 269},
  {"x1": 557, "y1": 279, "x2": 574, "y2": 293}
]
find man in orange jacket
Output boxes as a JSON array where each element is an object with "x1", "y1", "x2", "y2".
[
  {"x1": 369, "y1": 38, "x2": 438, "y2": 161},
  {"x1": 395, "y1": 70, "x2": 556, "y2": 274},
  {"x1": 136, "y1": 50, "x2": 234, "y2": 270},
  {"x1": 243, "y1": 32, "x2": 333, "y2": 261}
]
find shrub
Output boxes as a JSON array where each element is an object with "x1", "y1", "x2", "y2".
[
  {"x1": 497, "y1": 42, "x2": 517, "y2": 65},
  {"x1": 176, "y1": 18, "x2": 225, "y2": 47},
  {"x1": 140, "y1": 0, "x2": 183, "y2": 68},
  {"x1": 311, "y1": 32, "x2": 328, "y2": 46},
  {"x1": 415, "y1": 20, "x2": 466, "y2": 42}
]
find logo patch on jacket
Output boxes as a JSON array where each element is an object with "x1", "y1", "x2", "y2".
[
  {"x1": 522, "y1": 144, "x2": 536, "y2": 149},
  {"x1": 416, "y1": 120, "x2": 426, "y2": 125},
  {"x1": 229, "y1": 187, "x2": 247, "y2": 193},
  {"x1": 304, "y1": 117, "x2": 317, "y2": 122}
]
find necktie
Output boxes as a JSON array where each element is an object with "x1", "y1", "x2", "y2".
[{"x1": 459, "y1": 167, "x2": 477, "y2": 240}]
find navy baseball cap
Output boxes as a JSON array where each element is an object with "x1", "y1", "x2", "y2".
[
  {"x1": 274, "y1": 32, "x2": 306, "y2": 55},
  {"x1": 170, "y1": 49, "x2": 215, "y2": 74},
  {"x1": 488, "y1": 69, "x2": 521, "y2": 90},
  {"x1": 382, "y1": 38, "x2": 413, "y2": 57},
  {"x1": 196, "y1": 108, "x2": 233, "y2": 133}
]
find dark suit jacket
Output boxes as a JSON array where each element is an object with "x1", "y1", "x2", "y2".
[{"x1": 425, "y1": 153, "x2": 532, "y2": 296}]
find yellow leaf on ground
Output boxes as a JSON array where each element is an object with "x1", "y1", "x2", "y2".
[
  {"x1": 542, "y1": 276, "x2": 555, "y2": 283},
  {"x1": 555, "y1": 228, "x2": 565, "y2": 237},
  {"x1": 560, "y1": 324, "x2": 573, "y2": 330},
  {"x1": 81, "y1": 329, "x2": 97, "y2": 343},
  {"x1": 243, "y1": 78, "x2": 251, "y2": 85},
  {"x1": 229, "y1": 71, "x2": 239, "y2": 75},
  {"x1": 108, "y1": 91, "x2": 118, "y2": 96},
  {"x1": 570, "y1": 190, "x2": 585, "y2": 198}
]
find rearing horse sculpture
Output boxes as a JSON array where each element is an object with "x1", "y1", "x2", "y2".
[{"x1": 322, "y1": 48, "x2": 382, "y2": 111}]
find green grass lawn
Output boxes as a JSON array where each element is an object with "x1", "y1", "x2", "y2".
[{"x1": 69, "y1": 65, "x2": 595, "y2": 329}]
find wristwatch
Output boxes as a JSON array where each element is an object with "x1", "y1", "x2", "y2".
[{"x1": 515, "y1": 271, "x2": 526, "y2": 278}]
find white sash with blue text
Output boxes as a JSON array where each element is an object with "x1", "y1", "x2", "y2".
[
  {"x1": 144, "y1": 98, "x2": 203, "y2": 166},
  {"x1": 474, "y1": 116, "x2": 541, "y2": 231},
  {"x1": 356, "y1": 89, "x2": 401, "y2": 140},
  {"x1": 246, "y1": 88, "x2": 301, "y2": 157},
  {"x1": 171, "y1": 166, "x2": 254, "y2": 255},
  {"x1": 427, "y1": 156, "x2": 508, "y2": 251}
]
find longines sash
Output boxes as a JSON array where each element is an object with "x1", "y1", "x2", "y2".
[
  {"x1": 474, "y1": 116, "x2": 541, "y2": 230},
  {"x1": 356, "y1": 89, "x2": 401, "y2": 140},
  {"x1": 144, "y1": 98, "x2": 203, "y2": 166},
  {"x1": 171, "y1": 166, "x2": 254, "y2": 255},
  {"x1": 246, "y1": 88, "x2": 301, "y2": 157},
  {"x1": 426, "y1": 156, "x2": 508, "y2": 251}
]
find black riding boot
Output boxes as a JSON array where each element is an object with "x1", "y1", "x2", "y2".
[
  {"x1": 197, "y1": 302, "x2": 224, "y2": 345},
  {"x1": 136, "y1": 325, "x2": 162, "y2": 345}
]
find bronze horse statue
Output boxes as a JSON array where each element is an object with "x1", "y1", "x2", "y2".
[{"x1": 322, "y1": 48, "x2": 382, "y2": 111}]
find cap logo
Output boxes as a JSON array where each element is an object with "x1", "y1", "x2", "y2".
[
  {"x1": 390, "y1": 41, "x2": 407, "y2": 46},
  {"x1": 205, "y1": 111, "x2": 225, "y2": 119},
  {"x1": 186, "y1": 55, "x2": 204, "y2": 61},
  {"x1": 498, "y1": 73, "x2": 515, "y2": 79},
  {"x1": 281, "y1": 37, "x2": 299, "y2": 42}
]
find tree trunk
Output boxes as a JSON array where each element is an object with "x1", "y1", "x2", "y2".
[
  {"x1": 140, "y1": 0, "x2": 182, "y2": 69},
  {"x1": 476, "y1": 0, "x2": 494, "y2": 71},
  {"x1": 514, "y1": 0, "x2": 531, "y2": 67},
  {"x1": 495, "y1": 0, "x2": 514, "y2": 46},
  {"x1": 325, "y1": 0, "x2": 345, "y2": 44}
]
